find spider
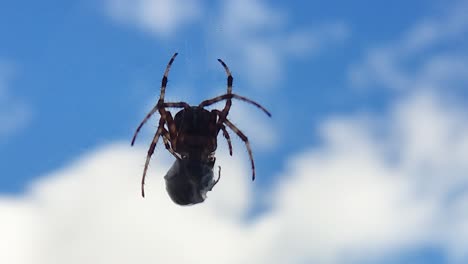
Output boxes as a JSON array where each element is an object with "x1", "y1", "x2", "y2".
[{"x1": 131, "y1": 53, "x2": 271, "y2": 205}]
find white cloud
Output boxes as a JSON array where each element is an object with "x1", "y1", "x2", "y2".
[
  {"x1": 2, "y1": 89, "x2": 468, "y2": 263},
  {"x1": 1, "y1": 142, "x2": 254, "y2": 264},
  {"x1": 5, "y1": 1, "x2": 468, "y2": 263},
  {"x1": 348, "y1": 0, "x2": 468, "y2": 92},
  {"x1": 104, "y1": 0, "x2": 349, "y2": 89},
  {"x1": 208, "y1": 0, "x2": 349, "y2": 89},
  {"x1": 340, "y1": 1, "x2": 468, "y2": 261},
  {"x1": 0, "y1": 62, "x2": 31, "y2": 141},
  {"x1": 105, "y1": 0, "x2": 202, "y2": 37}
]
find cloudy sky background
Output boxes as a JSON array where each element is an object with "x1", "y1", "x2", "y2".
[{"x1": 1, "y1": 0, "x2": 468, "y2": 263}]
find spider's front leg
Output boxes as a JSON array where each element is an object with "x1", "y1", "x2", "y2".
[
  {"x1": 131, "y1": 52, "x2": 180, "y2": 146},
  {"x1": 131, "y1": 106, "x2": 158, "y2": 146}
]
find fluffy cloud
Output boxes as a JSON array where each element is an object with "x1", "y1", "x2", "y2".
[
  {"x1": 0, "y1": 143, "x2": 252, "y2": 264},
  {"x1": 207, "y1": 0, "x2": 348, "y2": 89},
  {"x1": 341, "y1": 1, "x2": 468, "y2": 261},
  {"x1": 348, "y1": 0, "x2": 468, "y2": 92},
  {"x1": 104, "y1": 0, "x2": 349, "y2": 88},
  {"x1": 4, "y1": 1, "x2": 468, "y2": 263},
  {"x1": 0, "y1": 62, "x2": 31, "y2": 141},
  {"x1": 2, "y1": 89, "x2": 468, "y2": 263},
  {"x1": 105, "y1": 0, "x2": 202, "y2": 37}
]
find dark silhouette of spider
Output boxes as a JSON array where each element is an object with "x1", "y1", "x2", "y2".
[{"x1": 131, "y1": 53, "x2": 271, "y2": 205}]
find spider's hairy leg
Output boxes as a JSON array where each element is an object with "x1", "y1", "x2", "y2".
[
  {"x1": 199, "y1": 93, "x2": 271, "y2": 117},
  {"x1": 141, "y1": 119, "x2": 165, "y2": 197},
  {"x1": 212, "y1": 110, "x2": 233, "y2": 156},
  {"x1": 159, "y1": 52, "x2": 178, "y2": 101},
  {"x1": 158, "y1": 107, "x2": 178, "y2": 147},
  {"x1": 220, "y1": 124, "x2": 233, "y2": 156},
  {"x1": 163, "y1": 102, "x2": 190, "y2": 108},
  {"x1": 131, "y1": 106, "x2": 158, "y2": 146},
  {"x1": 223, "y1": 118, "x2": 256, "y2": 181},
  {"x1": 215, "y1": 59, "x2": 233, "y2": 125},
  {"x1": 199, "y1": 57, "x2": 271, "y2": 119},
  {"x1": 162, "y1": 127, "x2": 180, "y2": 159},
  {"x1": 131, "y1": 52, "x2": 179, "y2": 146},
  {"x1": 217, "y1": 59, "x2": 233, "y2": 94}
]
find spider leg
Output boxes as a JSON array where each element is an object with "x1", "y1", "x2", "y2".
[
  {"x1": 131, "y1": 52, "x2": 179, "y2": 146},
  {"x1": 131, "y1": 106, "x2": 158, "y2": 146},
  {"x1": 163, "y1": 102, "x2": 190, "y2": 108},
  {"x1": 159, "y1": 52, "x2": 178, "y2": 101},
  {"x1": 203, "y1": 59, "x2": 233, "y2": 136},
  {"x1": 215, "y1": 59, "x2": 233, "y2": 124},
  {"x1": 135, "y1": 53, "x2": 187, "y2": 197},
  {"x1": 162, "y1": 127, "x2": 180, "y2": 159},
  {"x1": 156, "y1": 52, "x2": 180, "y2": 140},
  {"x1": 141, "y1": 119, "x2": 165, "y2": 198},
  {"x1": 220, "y1": 124, "x2": 233, "y2": 156},
  {"x1": 212, "y1": 110, "x2": 233, "y2": 156},
  {"x1": 199, "y1": 93, "x2": 271, "y2": 117},
  {"x1": 157, "y1": 53, "x2": 180, "y2": 141},
  {"x1": 223, "y1": 118, "x2": 256, "y2": 181},
  {"x1": 158, "y1": 108, "x2": 178, "y2": 148},
  {"x1": 217, "y1": 59, "x2": 233, "y2": 94}
]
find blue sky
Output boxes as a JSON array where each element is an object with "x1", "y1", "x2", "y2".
[
  {"x1": 0, "y1": 0, "x2": 440, "y2": 192},
  {"x1": 1, "y1": 0, "x2": 468, "y2": 263}
]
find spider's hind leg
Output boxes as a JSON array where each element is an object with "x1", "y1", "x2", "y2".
[
  {"x1": 220, "y1": 124, "x2": 233, "y2": 156},
  {"x1": 141, "y1": 119, "x2": 166, "y2": 197},
  {"x1": 223, "y1": 117, "x2": 257, "y2": 181}
]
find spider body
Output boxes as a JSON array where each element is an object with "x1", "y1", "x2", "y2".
[
  {"x1": 165, "y1": 107, "x2": 219, "y2": 205},
  {"x1": 173, "y1": 106, "x2": 218, "y2": 159},
  {"x1": 131, "y1": 53, "x2": 271, "y2": 205}
]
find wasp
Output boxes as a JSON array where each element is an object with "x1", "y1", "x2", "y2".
[{"x1": 131, "y1": 53, "x2": 271, "y2": 205}]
